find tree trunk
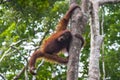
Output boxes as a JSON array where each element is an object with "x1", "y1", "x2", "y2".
[
  {"x1": 88, "y1": 0, "x2": 120, "y2": 80},
  {"x1": 67, "y1": 0, "x2": 88, "y2": 80},
  {"x1": 88, "y1": 1, "x2": 103, "y2": 80}
]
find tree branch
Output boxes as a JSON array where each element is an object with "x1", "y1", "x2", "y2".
[
  {"x1": 99, "y1": 0, "x2": 120, "y2": 5},
  {"x1": 0, "y1": 48, "x2": 11, "y2": 63},
  {"x1": 13, "y1": 65, "x2": 28, "y2": 80},
  {"x1": 0, "y1": 73, "x2": 6, "y2": 80},
  {"x1": 0, "y1": 0, "x2": 11, "y2": 4},
  {"x1": 0, "y1": 39, "x2": 26, "y2": 63}
]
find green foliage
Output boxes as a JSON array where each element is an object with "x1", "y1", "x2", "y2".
[
  {"x1": 99, "y1": 4, "x2": 120, "y2": 80},
  {"x1": 0, "y1": 0, "x2": 69, "y2": 80},
  {"x1": 0, "y1": 0, "x2": 120, "y2": 80}
]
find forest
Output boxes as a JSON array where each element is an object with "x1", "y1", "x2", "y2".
[{"x1": 0, "y1": 0, "x2": 120, "y2": 80}]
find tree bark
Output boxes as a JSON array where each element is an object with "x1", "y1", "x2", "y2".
[
  {"x1": 67, "y1": 0, "x2": 120, "y2": 80},
  {"x1": 67, "y1": 0, "x2": 88, "y2": 80},
  {"x1": 88, "y1": 0, "x2": 120, "y2": 80},
  {"x1": 88, "y1": 1, "x2": 103, "y2": 80}
]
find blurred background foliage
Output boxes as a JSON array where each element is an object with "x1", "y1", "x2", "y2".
[{"x1": 0, "y1": 0, "x2": 120, "y2": 80}]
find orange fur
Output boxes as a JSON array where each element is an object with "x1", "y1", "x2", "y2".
[{"x1": 29, "y1": 3, "x2": 83, "y2": 75}]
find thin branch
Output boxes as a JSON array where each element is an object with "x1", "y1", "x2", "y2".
[
  {"x1": 11, "y1": 43, "x2": 29, "y2": 80},
  {"x1": 32, "y1": 59, "x2": 45, "y2": 80},
  {"x1": 25, "y1": 68, "x2": 28, "y2": 80},
  {"x1": 5, "y1": 39, "x2": 28, "y2": 80},
  {"x1": 0, "y1": 73, "x2": 6, "y2": 80},
  {"x1": 99, "y1": 0, "x2": 120, "y2": 5},
  {"x1": 101, "y1": 7, "x2": 106, "y2": 80},
  {"x1": 13, "y1": 65, "x2": 28, "y2": 80},
  {"x1": 0, "y1": 39, "x2": 26, "y2": 63},
  {"x1": 36, "y1": 59, "x2": 44, "y2": 73},
  {"x1": 0, "y1": 0, "x2": 11, "y2": 4},
  {"x1": 10, "y1": 46, "x2": 28, "y2": 63},
  {"x1": 0, "y1": 48, "x2": 11, "y2": 62}
]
